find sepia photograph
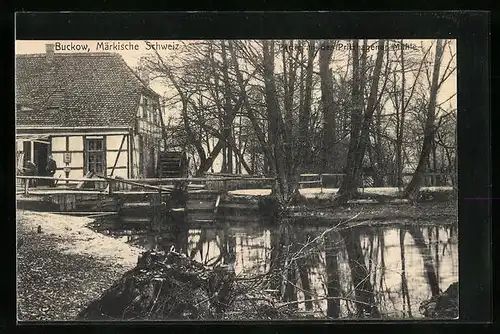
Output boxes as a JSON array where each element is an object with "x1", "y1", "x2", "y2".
[{"x1": 16, "y1": 39, "x2": 457, "y2": 321}]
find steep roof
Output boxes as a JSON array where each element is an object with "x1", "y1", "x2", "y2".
[{"x1": 16, "y1": 52, "x2": 159, "y2": 128}]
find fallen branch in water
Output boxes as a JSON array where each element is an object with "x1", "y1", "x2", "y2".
[
  {"x1": 277, "y1": 295, "x2": 378, "y2": 310},
  {"x1": 287, "y1": 211, "x2": 363, "y2": 264}
]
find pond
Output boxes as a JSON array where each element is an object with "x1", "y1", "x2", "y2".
[{"x1": 88, "y1": 212, "x2": 458, "y2": 320}]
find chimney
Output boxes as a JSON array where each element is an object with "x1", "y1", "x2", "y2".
[{"x1": 46, "y1": 44, "x2": 55, "y2": 63}]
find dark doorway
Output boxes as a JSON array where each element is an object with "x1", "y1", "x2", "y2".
[
  {"x1": 147, "y1": 146, "x2": 156, "y2": 178},
  {"x1": 34, "y1": 142, "x2": 49, "y2": 185},
  {"x1": 23, "y1": 141, "x2": 31, "y2": 165}
]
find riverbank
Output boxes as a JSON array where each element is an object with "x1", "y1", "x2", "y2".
[
  {"x1": 286, "y1": 201, "x2": 457, "y2": 225},
  {"x1": 16, "y1": 210, "x2": 143, "y2": 321}
]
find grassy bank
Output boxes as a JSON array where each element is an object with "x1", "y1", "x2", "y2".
[
  {"x1": 16, "y1": 210, "x2": 143, "y2": 321},
  {"x1": 286, "y1": 201, "x2": 457, "y2": 225}
]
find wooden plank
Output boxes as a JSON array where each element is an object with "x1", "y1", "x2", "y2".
[
  {"x1": 214, "y1": 215, "x2": 260, "y2": 223},
  {"x1": 121, "y1": 202, "x2": 162, "y2": 208},
  {"x1": 120, "y1": 217, "x2": 151, "y2": 224},
  {"x1": 51, "y1": 211, "x2": 119, "y2": 217},
  {"x1": 17, "y1": 175, "x2": 106, "y2": 182},
  {"x1": 17, "y1": 175, "x2": 277, "y2": 184},
  {"x1": 123, "y1": 177, "x2": 276, "y2": 182},
  {"x1": 171, "y1": 208, "x2": 185, "y2": 212},
  {"x1": 97, "y1": 176, "x2": 170, "y2": 192},
  {"x1": 186, "y1": 202, "x2": 215, "y2": 210},
  {"x1": 219, "y1": 203, "x2": 259, "y2": 210}
]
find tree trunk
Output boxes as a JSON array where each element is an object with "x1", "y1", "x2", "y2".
[
  {"x1": 339, "y1": 40, "x2": 363, "y2": 199},
  {"x1": 262, "y1": 40, "x2": 294, "y2": 201},
  {"x1": 396, "y1": 40, "x2": 407, "y2": 189},
  {"x1": 228, "y1": 41, "x2": 275, "y2": 175},
  {"x1": 298, "y1": 41, "x2": 315, "y2": 171},
  {"x1": 319, "y1": 41, "x2": 337, "y2": 173},
  {"x1": 282, "y1": 41, "x2": 299, "y2": 195},
  {"x1": 340, "y1": 40, "x2": 385, "y2": 199},
  {"x1": 352, "y1": 40, "x2": 386, "y2": 183},
  {"x1": 404, "y1": 40, "x2": 445, "y2": 199}
]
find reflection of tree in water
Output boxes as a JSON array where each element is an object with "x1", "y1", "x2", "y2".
[
  {"x1": 399, "y1": 228, "x2": 412, "y2": 317},
  {"x1": 187, "y1": 225, "x2": 237, "y2": 268},
  {"x1": 324, "y1": 233, "x2": 341, "y2": 318},
  {"x1": 406, "y1": 225, "x2": 440, "y2": 297},
  {"x1": 339, "y1": 228, "x2": 380, "y2": 317},
  {"x1": 266, "y1": 223, "x2": 389, "y2": 318},
  {"x1": 140, "y1": 218, "x2": 457, "y2": 319},
  {"x1": 267, "y1": 221, "x2": 320, "y2": 311}
]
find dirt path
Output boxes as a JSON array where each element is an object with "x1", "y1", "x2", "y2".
[{"x1": 16, "y1": 210, "x2": 143, "y2": 321}]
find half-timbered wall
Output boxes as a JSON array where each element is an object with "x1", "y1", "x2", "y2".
[
  {"x1": 132, "y1": 93, "x2": 163, "y2": 178},
  {"x1": 48, "y1": 132, "x2": 129, "y2": 179},
  {"x1": 106, "y1": 135, "x2": 128, "y2": 178}
]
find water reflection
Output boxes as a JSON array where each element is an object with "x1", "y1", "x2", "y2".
[{"x1": 89, "y1": 215, "x2": 458, "y2": 319}]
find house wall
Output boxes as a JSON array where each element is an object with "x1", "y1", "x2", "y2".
[
  {"x1": 131, "y1": 134, "x2": 141, "y2": 178},
  {"x1": 46, "y1": 132, "x2": 129, "y2": 180},
  {"x1": 132, "y1": 93, "x2": 163, "y2": 178},
  {"x1": 51, "y1": 135, "x2": 84, "y2": 179},
  {"x1": 106, "y1": 135, "x2": 128, "y2": 178}
]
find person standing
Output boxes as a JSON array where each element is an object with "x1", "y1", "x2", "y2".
[
  {"x1": 24, "y1": 160, "x2": 38, "y2": 187},
  {"x1": 46, "y1": 155, "x2": 57, "y2": 187}
]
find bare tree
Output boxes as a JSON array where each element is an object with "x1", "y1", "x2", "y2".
[
  {"x1": 404, "y1": 39, "x2": 448, "y2": 199},
  {"x1": 339, "y1": 40, "x2": 386, "y2": 200}
]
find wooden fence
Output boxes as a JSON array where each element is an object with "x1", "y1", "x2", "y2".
[{"x1": 299, "y1": 172, "x2": 457, "y2": 189}]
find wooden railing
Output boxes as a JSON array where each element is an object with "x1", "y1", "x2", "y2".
[
  {"x1": 16, "y1": 172, "x2": 455, "y2": 196},
  {"x1": 298, "y1": 172, "x2": 457, "y2": 189},
  {"x1": 16, "y1": 175, "x2": 277, "y2": 195}
]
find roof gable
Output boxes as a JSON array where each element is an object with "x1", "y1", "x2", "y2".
[{"x1": 16, "y1": 52, "x2": 159, "y2": 128}]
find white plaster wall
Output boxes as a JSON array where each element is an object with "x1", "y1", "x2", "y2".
[
  {"x1": 16, "y1": 141, "x2": 23, "y2": 151},
  {"x1": 67, "y1": 168, "x2": 84, "y2": 179},
  {"x1": 106, "y1": 151, "x2": 128, "y2": 168},
  {"x1": 51, "y1": 136, "x2": 66, "y2": 151},
  {"x1": 68, "y1": 136, "x2": 84, "y2": 151},
  {"x1": 70, "y1": 152, "x2": 84, "y2": 168},
  {"x1": 107, "y1": 135, "x2": 128, "y2": 150}
]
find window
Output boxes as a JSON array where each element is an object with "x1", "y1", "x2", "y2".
[
  {"x1": 85, "y1": 138, "x2": 105, "y2": 174},
  {"x1": 143, "y1": 97, "x2": 148, "y2": 119},
  {"x1": 153, "y1": 107, "x2": 158, "y2": 125}
]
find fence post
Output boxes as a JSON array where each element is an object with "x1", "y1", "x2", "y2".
[
  {"x1": 24, "y1": 178, "x2": 29, "y2": 195},
  {"x1": 108, "y1": 180, "x2": 114, "y2": 195}
]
